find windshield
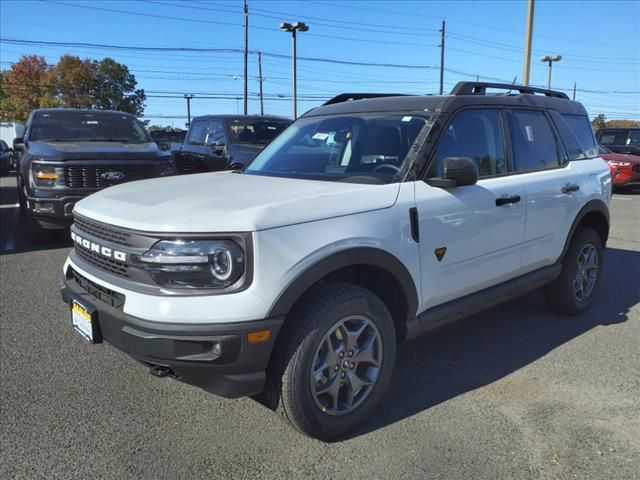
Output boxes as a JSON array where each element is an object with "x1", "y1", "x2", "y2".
[
  {"x1": 30, "y1": 111, "x2": 151, "y2": 143},
  {"x1": 150, "y1": 129, "x2": 186, "y2": 144},
  {"x1": 226, "y1": 118, "x2": 290, "y2": 145},
  {"x1": 245, "y1": 114, "x2": 429, "y2": 184}
]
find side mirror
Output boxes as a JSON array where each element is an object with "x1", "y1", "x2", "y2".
[
  {"x1": 13, "y1": 137, "x2": 25, "y2": 151},
  {"x1": 427, "y1": 157, "x2": 478, "y2": 188},
  {"x1": 210, "y1": 141, "x2": 226, "y2": 154}
]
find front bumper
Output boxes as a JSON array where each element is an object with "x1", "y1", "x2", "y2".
[
  {"x1": 60, "y1": 268, "x2": 284, "y2": 398},
  {"x1": 27, "y1": 191, "x2": 85, "y2": 229}
]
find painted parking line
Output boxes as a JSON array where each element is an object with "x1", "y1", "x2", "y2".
[
  {"x1": 612, "y1": 196, "x2": 631, "y2": 201},
  {"x1": 2, "y1": 202, "x2": 20, "y2": 252}
]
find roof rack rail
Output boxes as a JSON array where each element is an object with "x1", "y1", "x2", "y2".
[
  {"x1": 323, "y1": 93, "x2": 409, "y2": 106},
  {"x1": 450, "y1": 81, "x2": 569, "y2": 100}
]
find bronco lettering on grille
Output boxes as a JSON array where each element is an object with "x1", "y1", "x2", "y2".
[{"x1": 71, "y1": 231, "x2": 127, "y2": 262}]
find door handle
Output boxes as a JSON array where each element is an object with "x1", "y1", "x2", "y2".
[
  {"x1": 562, "y1": 183, "x2": 580, "y2": 194},
  {"x1": 495, "y1": 195, "x2": 521, "y2": 206}
]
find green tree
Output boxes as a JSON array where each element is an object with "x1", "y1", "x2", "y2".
[
  {"x1": 591, "y1": 114, "x2": 607, "y2": 131},
  {"x1": 48, "y1": 55, "x2": 96, "y2": 108},
  {"x1": 93, "y1": 58, "x2": 146, "y2": 115}
]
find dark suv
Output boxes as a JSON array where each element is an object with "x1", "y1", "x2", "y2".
[
  {"x1": 15, "y1": 109, "x2": 176, "y2": 239},
  {"x1": 176, "y1": 115, "x2": 290, "y2": 173},
  {"x1": 596, "y1": 127, "x2": 640, "y2": 156}
]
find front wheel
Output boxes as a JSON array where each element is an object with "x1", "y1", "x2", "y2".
[
  {"x1": 545, "y1": 227, "x2": 604, "y2": 315},
  {"x1": 269, "y1": 282, "x2": 396, "y2": 440}
]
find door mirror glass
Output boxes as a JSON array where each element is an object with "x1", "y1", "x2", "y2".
[
  {"x1": 13, "y1": 137, "x2": 25, "y2": 151},
  {"x1": 427, "y1": 156, "x2": 478, "y2": 188}
]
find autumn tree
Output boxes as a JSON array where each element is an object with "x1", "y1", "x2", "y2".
[
  {"x1": 48, "y1": 55, "x2": 96, "y2": 108},
  {"x1": 1, "y1": 55, "x2": 53, "y2": 121},
  {"x1": 93, "y1": 58, "x2": 145, "y2": 116}
]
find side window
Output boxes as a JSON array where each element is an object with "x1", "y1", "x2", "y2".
[
  {"x1": 598, "y1": 131, "x2": 624, "y2": 146},
  {"x1": 561, "y1": 114, "x2": 597, "y2": 158},
  {"x1": 508, "y1": 110, "x2": 559, "y2": 172},
  {"x1": 206, "y1": 120, "x2": 226, "y2": 145},
  {"x1": 549, "y1": 111, "x2": 586, "y2": 161},
  {"x1": 187, "y1": 121, "x2": 208, "y2": 145},
  {"x1": 627, "y1": 130, "x2": 640, "y2": 147},
  {"x1": 435, "y1": 109, "x2": 506, "y2": 178}
]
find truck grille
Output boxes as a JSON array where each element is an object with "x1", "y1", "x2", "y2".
[
  {"x1": 74, "y1": 215, "x2": 132, "y2": 247},
  {"x1": 64, "y1": 164, "x2": 152, "y2": 188},
  {"x1": 75, "y1": 247, "x2": 129, "y2": 278},
  {"x1": 69, "y1": 267, "x2": 125, "y2": 310}
]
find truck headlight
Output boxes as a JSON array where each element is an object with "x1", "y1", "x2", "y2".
[
  {"x1": 32, "y1": 163, "x2": 64, "y2": 187},
  {"x1": 608, "y1": 160, "x2": 632, "y2": 167},
  {"x1": 138, "y1": 239, "x2": 245, "y2": 289}
]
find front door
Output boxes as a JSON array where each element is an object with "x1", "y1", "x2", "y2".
[{"x1": 415, "y1": 108, "x2": 526, "y2": 311}]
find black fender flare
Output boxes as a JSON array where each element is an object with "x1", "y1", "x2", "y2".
[
  {"x1": 267, "y1": 247, "x2": 419, "y2": 321},
  {"x1": 560, "y1": 199, "x2": 610, "y2": 259}
]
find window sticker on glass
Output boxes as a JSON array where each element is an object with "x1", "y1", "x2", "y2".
[
  {"x1": 312, "y1": 132, "x2": 329, "y2": 140},
  {"x1": 401, "y1": 116, "x2": 413, "y2": 122},
  {"x1": 525, "y1": 125, "x2": 535, "y2": 142}
]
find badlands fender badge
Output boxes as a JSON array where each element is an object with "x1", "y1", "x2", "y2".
[{"x1": 434, "y1": 247, "x2": 447, "y2": 262}]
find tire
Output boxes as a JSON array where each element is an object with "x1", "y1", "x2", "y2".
[
  {"x1": 267, "y1": 282, "x2": 396, "y2": 440},
  {"x1": 545, "y1": 227, "x2": 604, "y2": 315}
]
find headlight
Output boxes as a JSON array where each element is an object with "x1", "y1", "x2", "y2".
[
  {"x1": 32, "y1": 163, "x2": 64, "y2": 187},
  {"x1": 608, "y1": 160, "x2": 632, "y2": 167},
  {"x1": 138, "y1": 239, "x2": 245, "y2": 289}
]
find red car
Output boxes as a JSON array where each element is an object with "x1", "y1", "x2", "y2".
[{"x1": 599, "y1": 145, "x2": 640, "y2": 189}]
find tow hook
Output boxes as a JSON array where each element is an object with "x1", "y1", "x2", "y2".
[{"x1": 149, "y1": 365, "x2": 174, "y2": 378}]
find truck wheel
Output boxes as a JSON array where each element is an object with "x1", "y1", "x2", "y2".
[
  {"x1": 545, "y1": 227, "x2": 604, "y2": 315},
  {"x1": 269, "y1": 282, "x2": 396, "y2": 440}
]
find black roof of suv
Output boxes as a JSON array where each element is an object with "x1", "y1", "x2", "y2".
[{"x1": 304, "y1": 82, "x2": 587, "y2": 118}]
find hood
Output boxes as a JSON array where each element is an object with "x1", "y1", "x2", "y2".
[
  {"x1": 227, "y1": 143, "x2": 264, "y2": 167},
  {"x1": 74, "y1": 171, "x2": 401, "y2": 232},
  {"x1": 27, "y1": 141, "x2": 165, "y2": 160}
]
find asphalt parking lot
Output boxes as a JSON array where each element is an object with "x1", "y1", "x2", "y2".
[{"x1": 1, "y1": 174, "x2": 638, "y2": 480}]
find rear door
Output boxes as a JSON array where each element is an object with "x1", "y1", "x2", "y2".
[
  {"x1": 506, "y1": 109, "x2": 584, "y2": 270},
  {"x1": 415, "y1": 108, "x2": 526, "y2": 310}
]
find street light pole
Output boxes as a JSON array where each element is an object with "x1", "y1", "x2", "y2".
[
  {"x1": 280, "y1": 21, "x2": 309, "y2": 120},
  {"x1": 243, "y1": 0, "x2": 249, "y2": 115},
  {"x1": 184, "y1": 94, "x2": 194, "y2": 126},
  {"x1": 540, "y1": 55, "x2": 562, "y2": 89}
]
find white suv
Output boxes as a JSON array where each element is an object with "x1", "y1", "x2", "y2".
[{"x1": 60, "y1": 82, "x2": 611, "y2": 440}]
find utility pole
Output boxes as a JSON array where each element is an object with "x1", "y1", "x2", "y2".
[
  {"x1": 522, "y1": 0, "x2": 535, "y2": 85},
  {"x1": 258, "y1": 51, "x2": 264, "y2": 115},
  {"x1": 184, "y1": 94, "x2": 194, "y2": 126},
  {"x1": 572, "y1": 81, "x2": 576, "y2": 101},
  {"x1": 280, "y1": 22, "x2": 309, "y2": 120},
  {"x1": 439, "y1": 20, "x2": 445, "y2": 95},
  {"x1": 243, "y1": 0, "x2": 249, "y2": 115}
]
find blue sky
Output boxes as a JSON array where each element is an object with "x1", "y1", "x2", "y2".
[{"x1": 1, "y1": 0, "x2": 639, "y2": 126}]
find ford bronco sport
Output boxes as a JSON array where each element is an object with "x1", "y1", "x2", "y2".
[{"x1": 60, "y1": 82, "x2": 611, "y2": 440}]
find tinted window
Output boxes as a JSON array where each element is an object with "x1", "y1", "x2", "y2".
[
  {"x1": 29, "y1": 111, "x2": 149, "y2": 144},
  {"x1": 206, "y1": 120, "x2": 226, "y2": 145},
  {"x1": 246, "y1": 114, "x2": 429, "y2": 184},
  {"x1": 598, "y1": 131, "x2": 625, "y2": 146},
  {"x1": 187, "y1": 121, "x2": 208, "y2": 145},
  {"x1": 562, "y1": 114, "x2": 597, "y2": 158},
  {"x1": 550, "y1": 111, "x2": 586, "y2": 161},
  {"x1": 627, "y1": 130, "x2": 640, "y2": 146},
  {"x1": 227, "y1": 118, "x2": 290, "y2": 145},
  {"x1": 435, "y1": 109, "x2": 506, "y2": 177},
  {"x1": 508, "y1": 110, "x2": 559, "y2": 172}
]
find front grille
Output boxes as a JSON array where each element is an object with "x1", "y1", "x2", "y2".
[
  {"x1": 74, "y1": 215, "x2": 132, "y2": 247},
  {"x1": 76, "y1": 247, "x2": 129, "y2": 278},
  {"x1": 64, "y1": 164, "x2": 153, "y2": 188},
  {"x1": 69, "y1": 267, "x2": 125, "y2": 309}
]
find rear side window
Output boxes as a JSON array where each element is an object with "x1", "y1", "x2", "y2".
[
  {"x1": 508, "y1": 110, "x2": 559, "y2": 172},
  {"x1": 562, "y1": 114, "x2": 597, "y2": 158},
  {"x1": 598, "y1": 131, "x2": 625, "y2": 146},
  {"x1": 627, "y1": 130, "x2": 640, "y2": 147},
  {"x1": 187, "y1": 121, "x2": 208, "y2": 145},
  {"x1": 434, "y1": 108, "x2": 506, "y2": 178}
]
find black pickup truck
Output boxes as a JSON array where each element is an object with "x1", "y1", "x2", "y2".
[
  {"x1": 596, "y1": 127, "x2": 640, "y2": 156},
  {"x1": 175, "y1": 114, "x2": 291, "y2": 174},
  {"x1": 15, "y1": 108, "x2": 176, "y2": 240}
]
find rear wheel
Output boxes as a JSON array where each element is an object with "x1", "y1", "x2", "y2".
[
  {"x1": 268, "y1": 282, "x2": 396, "y2": 440},
  {"x1": 546, "y1": 227, "x2": 603, "y2": 315}
]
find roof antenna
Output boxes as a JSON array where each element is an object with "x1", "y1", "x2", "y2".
[{"x1": 507, "y1": 76, "x2": 518, "y2": 95}]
